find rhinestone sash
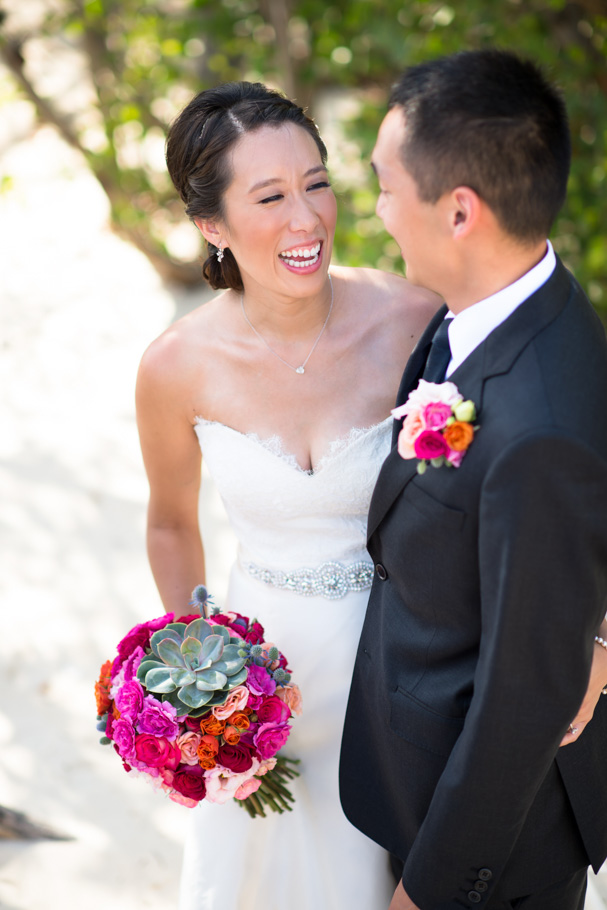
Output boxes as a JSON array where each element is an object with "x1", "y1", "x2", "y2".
[{"x1": 243, "y1": 560, "x2": 374, "y2": 600}]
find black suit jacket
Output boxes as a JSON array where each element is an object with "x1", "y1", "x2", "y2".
[{"x1": 339, "y1": 258, "x2": 607, "y2": 909}]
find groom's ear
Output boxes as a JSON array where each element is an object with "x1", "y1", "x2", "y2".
[{"x1": 449, "y1": 186, "x2": 481, "y2": 238}]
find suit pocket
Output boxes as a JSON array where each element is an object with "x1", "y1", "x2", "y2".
[
  {"x1": 389, "y1": 686, "x2": 465, "y2": 758},
  {"x1": 402, "y1": 480, "x2": 466, "y2": 530}
]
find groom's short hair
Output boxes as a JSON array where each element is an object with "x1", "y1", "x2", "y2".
[{"x1": 389, "y1": 49, "x2": 570, "y2": 242}]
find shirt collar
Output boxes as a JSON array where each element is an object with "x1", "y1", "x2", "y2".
[{"x1": 445, "y1": 240, "x2": 556, "y2": 377}]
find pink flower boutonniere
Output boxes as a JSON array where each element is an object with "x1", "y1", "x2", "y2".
[{"x1": 392, "y1": 379, "x2": 478, "y2": 474}]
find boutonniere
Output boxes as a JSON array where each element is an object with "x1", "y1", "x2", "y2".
[{"x1": 392, "y1": 379, "x2": 478, "y2": 475}]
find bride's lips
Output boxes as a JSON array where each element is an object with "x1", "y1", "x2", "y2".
[{"x1": 278, "y1": 241, "x2": 324, "y2": 274}]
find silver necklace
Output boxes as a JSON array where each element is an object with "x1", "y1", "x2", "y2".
[{"x1": 241, "y1": 275, "x2": 333, "y2": 375}]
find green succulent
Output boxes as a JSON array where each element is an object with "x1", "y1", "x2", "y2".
[{"x1": 136, "y1": 618, "x2": 248, "y2": 716}]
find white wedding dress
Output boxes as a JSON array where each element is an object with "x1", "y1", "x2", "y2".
[{"x1": 178, "y1": 416, "x2": 395, "y2": 910}]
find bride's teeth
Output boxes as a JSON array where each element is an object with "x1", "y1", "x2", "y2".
[{"x1": 279, "y1": 242, "x2": 321, "y2": 267}]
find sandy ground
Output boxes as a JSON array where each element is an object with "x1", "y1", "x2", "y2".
[{"x1": 1, "y1": 109, "x2": 606, "y2": 909}]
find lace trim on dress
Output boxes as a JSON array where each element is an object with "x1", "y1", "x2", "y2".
[{"x1": 193, "y1": 416, "x2": 392, "y2": 476}]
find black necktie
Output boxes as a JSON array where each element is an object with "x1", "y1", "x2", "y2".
[{"x1": 422, "y1": 318, "x2": 452, "y2": 383}]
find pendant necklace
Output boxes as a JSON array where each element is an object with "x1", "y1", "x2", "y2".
[{"x1": 241, "y1": 275, "x2": 333, "y2": 375}]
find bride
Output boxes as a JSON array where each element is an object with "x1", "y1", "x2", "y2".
[{"x1": 136, "y1": 82, "x2": 607, "y2": 909}]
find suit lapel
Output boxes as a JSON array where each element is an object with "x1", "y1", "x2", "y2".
[{"x1": 368, "y1": 256, "x2": 574, "y2": 542}]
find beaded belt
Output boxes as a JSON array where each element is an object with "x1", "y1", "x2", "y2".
[{"x1": 243, "y1": 560, "x2": 374, "y2": 600}]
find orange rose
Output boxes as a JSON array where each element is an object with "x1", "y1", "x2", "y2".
[
  {"x1": 275, "y1": 684, "x2": 303, "y2": 717},
  {"x1": 94, "y1": 660, "x2": 113, "y2": 715},
  {"x1": 223, "y1": 725, "x2": 241, "y2": 745},
  {"x1": 197, "y1": 734, "x2": 219, "y2": 761},
  {"x1": 200, "y1": 714, "x2": 226, "y2": 736},
  {"x1": 198, "y1": 756, "x2": 217, "y2": 770},
  {"x1": 227, "y1": 712, "x2": 250, "y2": 731},
  {"x1": 112, "y1": 703, "x2": 121, "y2": 720},
  {"x1": 443, "y1": 420, "x2": 474, "y2": 452}
]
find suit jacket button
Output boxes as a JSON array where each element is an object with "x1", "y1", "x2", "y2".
[
  {"x1": 468, "y1": 893, "x2": 482, "y2": 903},
  {"x1": 478, "y1": 869, "x2": 492, "y2": 881},
  {"x1": 474, "y1": 881, "x2": 488, "y2": 893},
  {"x1": 375, "y1": 564, "x2": 387, "y2": 580}
]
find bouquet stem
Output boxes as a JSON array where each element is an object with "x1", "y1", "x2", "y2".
[{"x1": 238, "y1": 754, "x2": 300, "y2": 818}]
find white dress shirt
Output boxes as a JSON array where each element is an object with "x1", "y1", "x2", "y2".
[{"x1": 444, "y1": 241, "x2": 556, "y2": 378}]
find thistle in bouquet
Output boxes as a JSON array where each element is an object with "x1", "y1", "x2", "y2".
[{"x1": 95, "y1": 586, "x2": 302, "y2": 818}]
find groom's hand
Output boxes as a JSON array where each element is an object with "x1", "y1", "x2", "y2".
[{"x1": 388, "y1": 880, "x2": 420, "y2": 910}]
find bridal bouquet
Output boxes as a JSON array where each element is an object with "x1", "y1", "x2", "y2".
[{"x1": 95, "y1": 586, "x2": 301, "y2": 818}]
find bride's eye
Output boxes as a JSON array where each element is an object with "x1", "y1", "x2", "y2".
[
  {"x1": 307, "y1": 181, "x2": 331, "y2": 192},
  {"x1": 259, "y1": 194, "x2": 284, "y2": 204}
]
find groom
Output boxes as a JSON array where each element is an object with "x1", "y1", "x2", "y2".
[{"x1": 339, "y1": 50, "x2": 607, "y2": 910}]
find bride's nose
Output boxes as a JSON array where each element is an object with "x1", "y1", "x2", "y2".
[{"x1": 288, "y1": 194, "x2": 320, "y2": 232}]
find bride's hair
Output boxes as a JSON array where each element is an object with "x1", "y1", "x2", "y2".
[{"x1": 166, "y1": 82, "x2": 328, "y2": 291}]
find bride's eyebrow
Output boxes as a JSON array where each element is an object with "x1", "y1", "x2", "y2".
[{"x1": 247, "y1": 165, "x2": 328, "y2": 194}]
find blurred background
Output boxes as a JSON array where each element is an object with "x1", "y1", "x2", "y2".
[{"x1": 0, "y1": 1, "x2": 606, "y2": 908}]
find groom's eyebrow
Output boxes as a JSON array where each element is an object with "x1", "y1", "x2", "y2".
[{"x1": 248, "y1": 165, "x2": 328, "y2": 194}]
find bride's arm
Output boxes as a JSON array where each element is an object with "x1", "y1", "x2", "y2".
[
  {"x1": 560, "y1": 618, "x2": 607, "y2": 746},
  {"x1": 136, "y1": 342, "x2": 206, "y2": 615}
]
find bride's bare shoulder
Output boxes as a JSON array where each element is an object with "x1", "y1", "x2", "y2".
[
  {"x1": 333, "y1": 265, "x2": 442, "y2": 331},
  {"x1": 137, "y1": 289, "x2": 229, "y2": 392}
]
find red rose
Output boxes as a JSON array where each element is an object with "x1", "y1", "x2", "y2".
[
  {"x1": 217, "y1": 742, "x2": 256, "y2": 774},
  {"x1": 256, "y1": 695, "x2": 291, "y2": 724},
  {"x1": 172, "y1": 769, "x2": 207, "y2": 801},
  {"x1": 244, "y1": 622, "x2": 265, "y2": 645}
]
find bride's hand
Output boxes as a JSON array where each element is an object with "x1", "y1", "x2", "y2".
[{"x1": 560, "y1": 620, "x2": 607, "y2": 746}]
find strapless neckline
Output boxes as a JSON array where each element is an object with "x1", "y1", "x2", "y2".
[{"x1": 194, "y1": 415, "x2": 392, "y2": 475}]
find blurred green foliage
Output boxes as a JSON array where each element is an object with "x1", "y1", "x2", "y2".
[{"x1": 0, "y1": 0, "x2": 605, "y2": 319}]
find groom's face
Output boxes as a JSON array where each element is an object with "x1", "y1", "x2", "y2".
[{"x1": 372, "y1": 107, "x2": 444, "y2": 292}]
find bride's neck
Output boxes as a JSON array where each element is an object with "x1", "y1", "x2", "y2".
[{"x1": 239, "y1": 281, "x2": 333, "y2": 342}]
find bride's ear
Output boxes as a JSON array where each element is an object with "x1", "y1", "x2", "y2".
[{"x1": 193, "y1": 217, "x2": 225, "y2": 250}]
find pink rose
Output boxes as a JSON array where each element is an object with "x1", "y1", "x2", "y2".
[
  {"x1": 414, "y1": 430, "x2": 450, "y2": 461},
  {"x1": 204, "y1": 765, "x2": 260, "y2": 804},
  {"x1": 256, "y1": 757, "x2": 277, "y2": 776},
  {"x1": 423, "y1": 402, "x2": 452, "y2": 431},
  {"x1": 447, "y1": 448, "x2": 464, "y2": 467},
  {"x1": 123, "y1": 646, "x2": 145, "y2": 682},
  {"x1": 137, "y1": 696, "x2": 179, "y2": 740},
  {"x1": 134, "y1": 734, "x2": 175, "y2": 768},
  {"x1": 392, "y1": 379, "x2": 462, "y2": 419},
  {"x1": 115, "y1": 679, "x2": 144, "y2": 721},
  {"x1": 253, "y1": 722, "x2": 290, "y2": 760},
  {"x1": 172, "y1": 768, "x2": 206, "y2": 802},
  {"x1": 256, "y1": 695, "x2": 291, "y2": 725},
  {"x1": 176, "y1": 731, "x2": 202, "y2": 765},
  {"x1": 211, "y1": 685, "x2": 250, "y2": 721},
  {"x1": 113, "y1": 718, "x2": 136, "y2": 760},
  {"x1": 168, "y1": 791, "x2": 199, "y2": 808},
  {"x1": 234, "y1": 777, "x2": 262, "y2": 800},
  {"x1": 397, "y1": 411, "x2": 425, "y2": 459},
  {"x1": 246, "y1": 664, "x2": 276, "y2": 697},
  {"x1": 275, "y1": 684, "x2": 303, "y2": 717}
]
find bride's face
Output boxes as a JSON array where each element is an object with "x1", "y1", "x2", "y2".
[{"x1": 218, "y1": 123, "x2": 337, "y2": 300}]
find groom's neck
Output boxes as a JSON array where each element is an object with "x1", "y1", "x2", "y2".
[{"x1": 443, "y1": 235, "x2": 549, "y2": 315}]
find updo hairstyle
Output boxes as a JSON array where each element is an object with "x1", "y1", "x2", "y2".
[{"x1": 166, "y1": 82, "x2": 328, "y2": 291}]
